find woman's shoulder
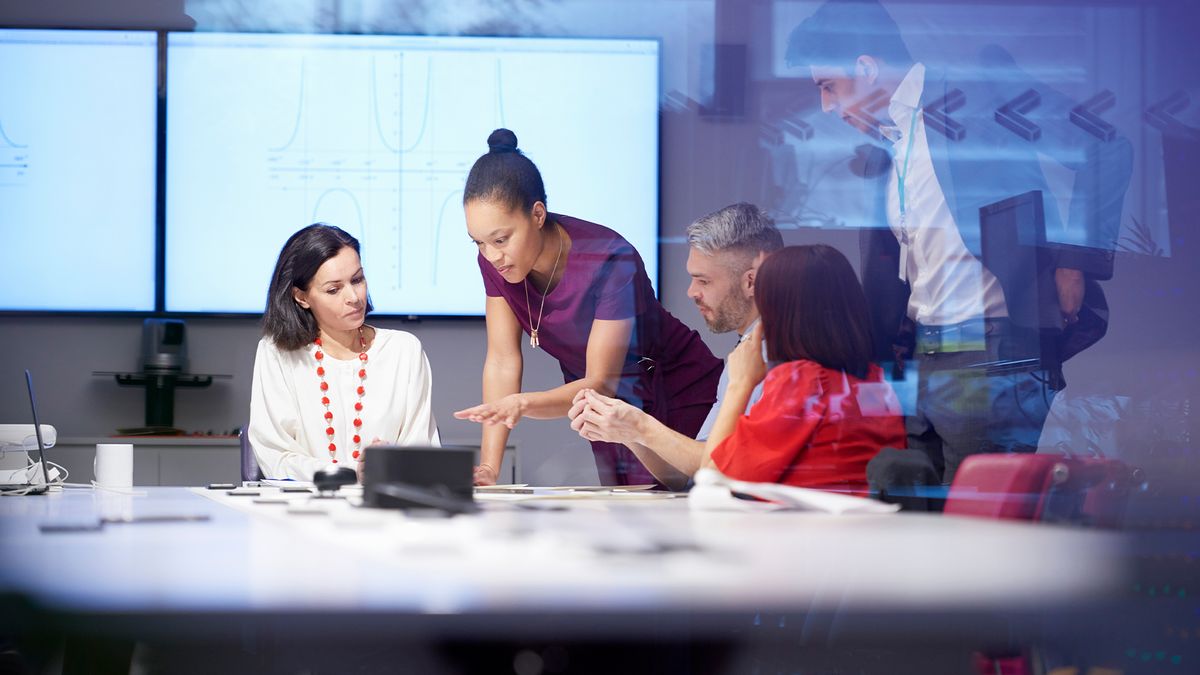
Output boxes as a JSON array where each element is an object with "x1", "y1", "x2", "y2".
[
  {"x1": 769, "y1": 360, "x2": 885, "y2": 383},
  {"x1": 768, "y1": 359, "x2": 826, "y2": 380},
  {"x1": 556, "y1": 213, "x2": 635, "y2": 256},
  {"x1": 370, "y1": 327, "x2": 425, "y2": 354},
  {"x1": 762, "y1": 359, "x2": 826, "y2": 393},
  {"x1": 253, "y1": 335, "x2": 310, "y2": 371}
]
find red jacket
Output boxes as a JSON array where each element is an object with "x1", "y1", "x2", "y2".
[{"x1": 710, "y1": 360, "x2": 905, "y2": 492}]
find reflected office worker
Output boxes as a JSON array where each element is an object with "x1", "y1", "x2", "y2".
[
  {"x1": 787, "y1": 0, "x2": 1131, "y2": 482},
  {"x1": 249, "y1": 224, "x2": 440, "y2": 480},
  {"x1": 700, "y1": 245, "x2": 905, "y2": 490},
  {"x1": 454, "y1": 129, "x2": 722, "y2": 487}
]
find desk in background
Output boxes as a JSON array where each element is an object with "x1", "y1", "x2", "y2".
[{"x1": 50, "y1": 437, "x2": 517, "y2": 486}]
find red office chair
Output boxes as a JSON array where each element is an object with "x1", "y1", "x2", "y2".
[
  {"x1": 947, "y1": 453, "x2": 1142, "y2": 675},
  {"x1": 945, "y1": 453, "x2": 1140, "y2": 528}
]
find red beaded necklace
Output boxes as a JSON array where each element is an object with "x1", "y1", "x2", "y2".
[{"x1": 314, "y1": 327, "x2": 368, "y2": 463}]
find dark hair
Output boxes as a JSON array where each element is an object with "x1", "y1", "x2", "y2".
[
  {"x1": 462, "y1": 128, "x2": 547, "y2": 212},
  {"x1": 755, "y1": 245, "x2": 874, "y2": 380},
  {"x1": 262, "y1": 224, "x2": 372, "y2": 351},
  {"x1": 785, "y1": 0, "x2": 912, "y2": 73}
]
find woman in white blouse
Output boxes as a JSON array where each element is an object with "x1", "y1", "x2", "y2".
[{"x1": 249, "y1": 224, "x2": 439, "y2": 480}]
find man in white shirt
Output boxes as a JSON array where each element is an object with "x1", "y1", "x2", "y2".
[
  {"x1": 786, "y1": 0, "x2": 1130, "y2": 483},
  {"x1": 567, "y1": 203, "x2": 783, "y2": 490}
]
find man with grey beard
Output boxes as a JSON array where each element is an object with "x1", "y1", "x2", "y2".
[{"x1": 568, "y1": 202, "x2": 783, "y2": 489}]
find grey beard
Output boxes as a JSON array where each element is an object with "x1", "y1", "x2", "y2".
[{"x1": 704, "y1": 294, "x2": 754, "y2": 334}]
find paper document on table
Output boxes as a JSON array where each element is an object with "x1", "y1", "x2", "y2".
[
  {"x1": 549, "y1": 484, "x2": 658, "y2": 492},
  {"x1": 473, "y1": 484, "x2": 529, "y2": 491},
  {"x1": 260, "y1": 479, "x2": 315, "y2": 489},
  {"x1": 689, "y1": 468, "x2": 899, "y2": 515},
  {"x1": 473, "y1": 484, "x2": 660, "y2": 496},
  {"x1": 473, "y1": 486, "x2": 682, "y2": 502}
]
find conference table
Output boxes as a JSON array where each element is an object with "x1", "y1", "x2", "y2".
[{"x1": 0, "y1": 484, "x2": 1137, "y2": 673}]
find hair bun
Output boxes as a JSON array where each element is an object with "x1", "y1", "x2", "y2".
[{"x1": 487, "y1": 128, "x2": 519, "y2": 154}]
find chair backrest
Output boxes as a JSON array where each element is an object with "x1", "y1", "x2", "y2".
[
  {"x1": 239, "y1": 425, "x2": 263, "y2": 482},
  {"x1": 945, "y1": 454, "x2": 1138, "y2": 528},
  {"x1": 866, "y1": 447, "x2": 947, "y2": 512},
  {"x1": 949, "y1": 453, "x2": 1141, "y2": 675}
]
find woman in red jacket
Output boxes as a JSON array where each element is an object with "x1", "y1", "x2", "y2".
[{"x1": 703, "y1": 245, "x2": 905, "y2": 492}]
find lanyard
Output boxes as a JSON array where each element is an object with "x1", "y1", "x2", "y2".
[
  {"x1": 894, "y1": 109, "x2": 921, "y2": 236},
  {"x1": 894, "y1": 109, "x2": 920, "y2": 283}
]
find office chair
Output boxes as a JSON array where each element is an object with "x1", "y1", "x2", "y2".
[
  {"x1": 239, "y1": 424, "x2": 263, "y2": 482},
  {"x1": 946, "y1": 453, "x2": 1143, "y2": 675},
  {"x1": 866, "y1": 446, "x2": 948, "y2": 512},
  {"x1": 944, "y1": 453, "x2": 1140, "y2": 528}
]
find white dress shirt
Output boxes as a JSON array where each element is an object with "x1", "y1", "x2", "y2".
[
  {"x1": 697, "y1": 318, "x2": 765, "y2": 441},
  {"x1": 249, "y1": 327, "x2": 440, "y2": 480},
  {"x1": 884, "y1": 63, "x2": 1007, "y2": 326}
]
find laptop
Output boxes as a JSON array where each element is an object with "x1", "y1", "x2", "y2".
[{"x1": 0, "y1": 370, "x2": 52, "y2": 495}]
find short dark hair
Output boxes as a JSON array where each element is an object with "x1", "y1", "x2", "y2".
[
  {"x1": 262, "y1": 224, "x2": 372, "y2": 351},
  {"x1": 755, "y1": 245, "x2": 874, "y2": 379},
  {"x1": 785, "y1": 0, "x2": 912, "y2": 73},
  {"x1": 462, "y1": 128, "x2": 547, "y2": 212}
]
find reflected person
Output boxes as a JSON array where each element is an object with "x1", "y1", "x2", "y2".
[{"x1": 786, "y1": 0, "x2": 1132, "y2": 483}]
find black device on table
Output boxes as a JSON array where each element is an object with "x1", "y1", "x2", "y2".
[{"x1": 361, "y1": 445, "x2": 477, "y2": 515}]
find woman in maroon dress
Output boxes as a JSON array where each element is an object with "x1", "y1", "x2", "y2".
[{"x1": 454, "y1": 129, "x2": 722, "y2": 487}]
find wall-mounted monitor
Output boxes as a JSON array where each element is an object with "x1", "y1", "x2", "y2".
[
  {"x1": 165, "y1": 32, "x2": 660, "y2": 315},
  {"x1": 0, "y1": 29, "x2": 158, "y2": 312}
]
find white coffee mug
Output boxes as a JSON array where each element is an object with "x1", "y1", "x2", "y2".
[{"x1": 94, "y1": 443, "x2": 134, "y2": 488}]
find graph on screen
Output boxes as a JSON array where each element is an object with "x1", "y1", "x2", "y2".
[
  {"x1": 0, "y1": 29, "x2": 157, "y2": 312},
  {"x1": 0, "y1": 116, "x2": 29, "y2": 188},
  {"x1": 166, "y1": 33, "x2": 660, "y2": 315}
]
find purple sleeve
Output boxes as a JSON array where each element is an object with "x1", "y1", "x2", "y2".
[
  {"x1": 477, "y1": 254, "x2": 502, "y2": 297},
  {"x1": 594, "y1": 245, "x2": 640, "y2": 321}
]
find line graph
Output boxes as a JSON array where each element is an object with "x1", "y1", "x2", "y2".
[
  {"x1": 165, "y1": 33, "x2": 660, "y2": 315},
  {"x1": 431, "y1": 189, "x2": 464, "y2": 282},
  {"x1": 311, "y1": 188, "x2": 367, "y2": 248},
  {"x1": 371, "y1": 55, "x2": 433, "y2": 154},
  {"x1": 0, "y1": 117, "x2": 30, "y2": 186},
  {"x1": 0, "y1": 118, "x2": 27, "y2": 148},
  {"x1": 263, "y1": 51, "x2": 508, "y2": 292},
  {"x1": 269, "y1": 58, "x2": 305, "y2": 153}
]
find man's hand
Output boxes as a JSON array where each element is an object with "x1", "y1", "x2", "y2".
[
  {"x1": 1055, "y1": 268, "x2": 1085, "y2": 326},
  {"x1": 569, "y1": 389, "x2": 646, "y2": 445}
]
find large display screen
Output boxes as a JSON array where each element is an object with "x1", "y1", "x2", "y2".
[
  {"x1": 166, "y1": 33, "x2": 660, "y2": 315},
  {"x1": 0, "y1": 29, "x2": 158, "y2": 312}
]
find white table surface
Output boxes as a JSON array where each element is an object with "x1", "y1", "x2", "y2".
[{"x1": 0, "y1": 486, "x2": 1129, "y2": 641}]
